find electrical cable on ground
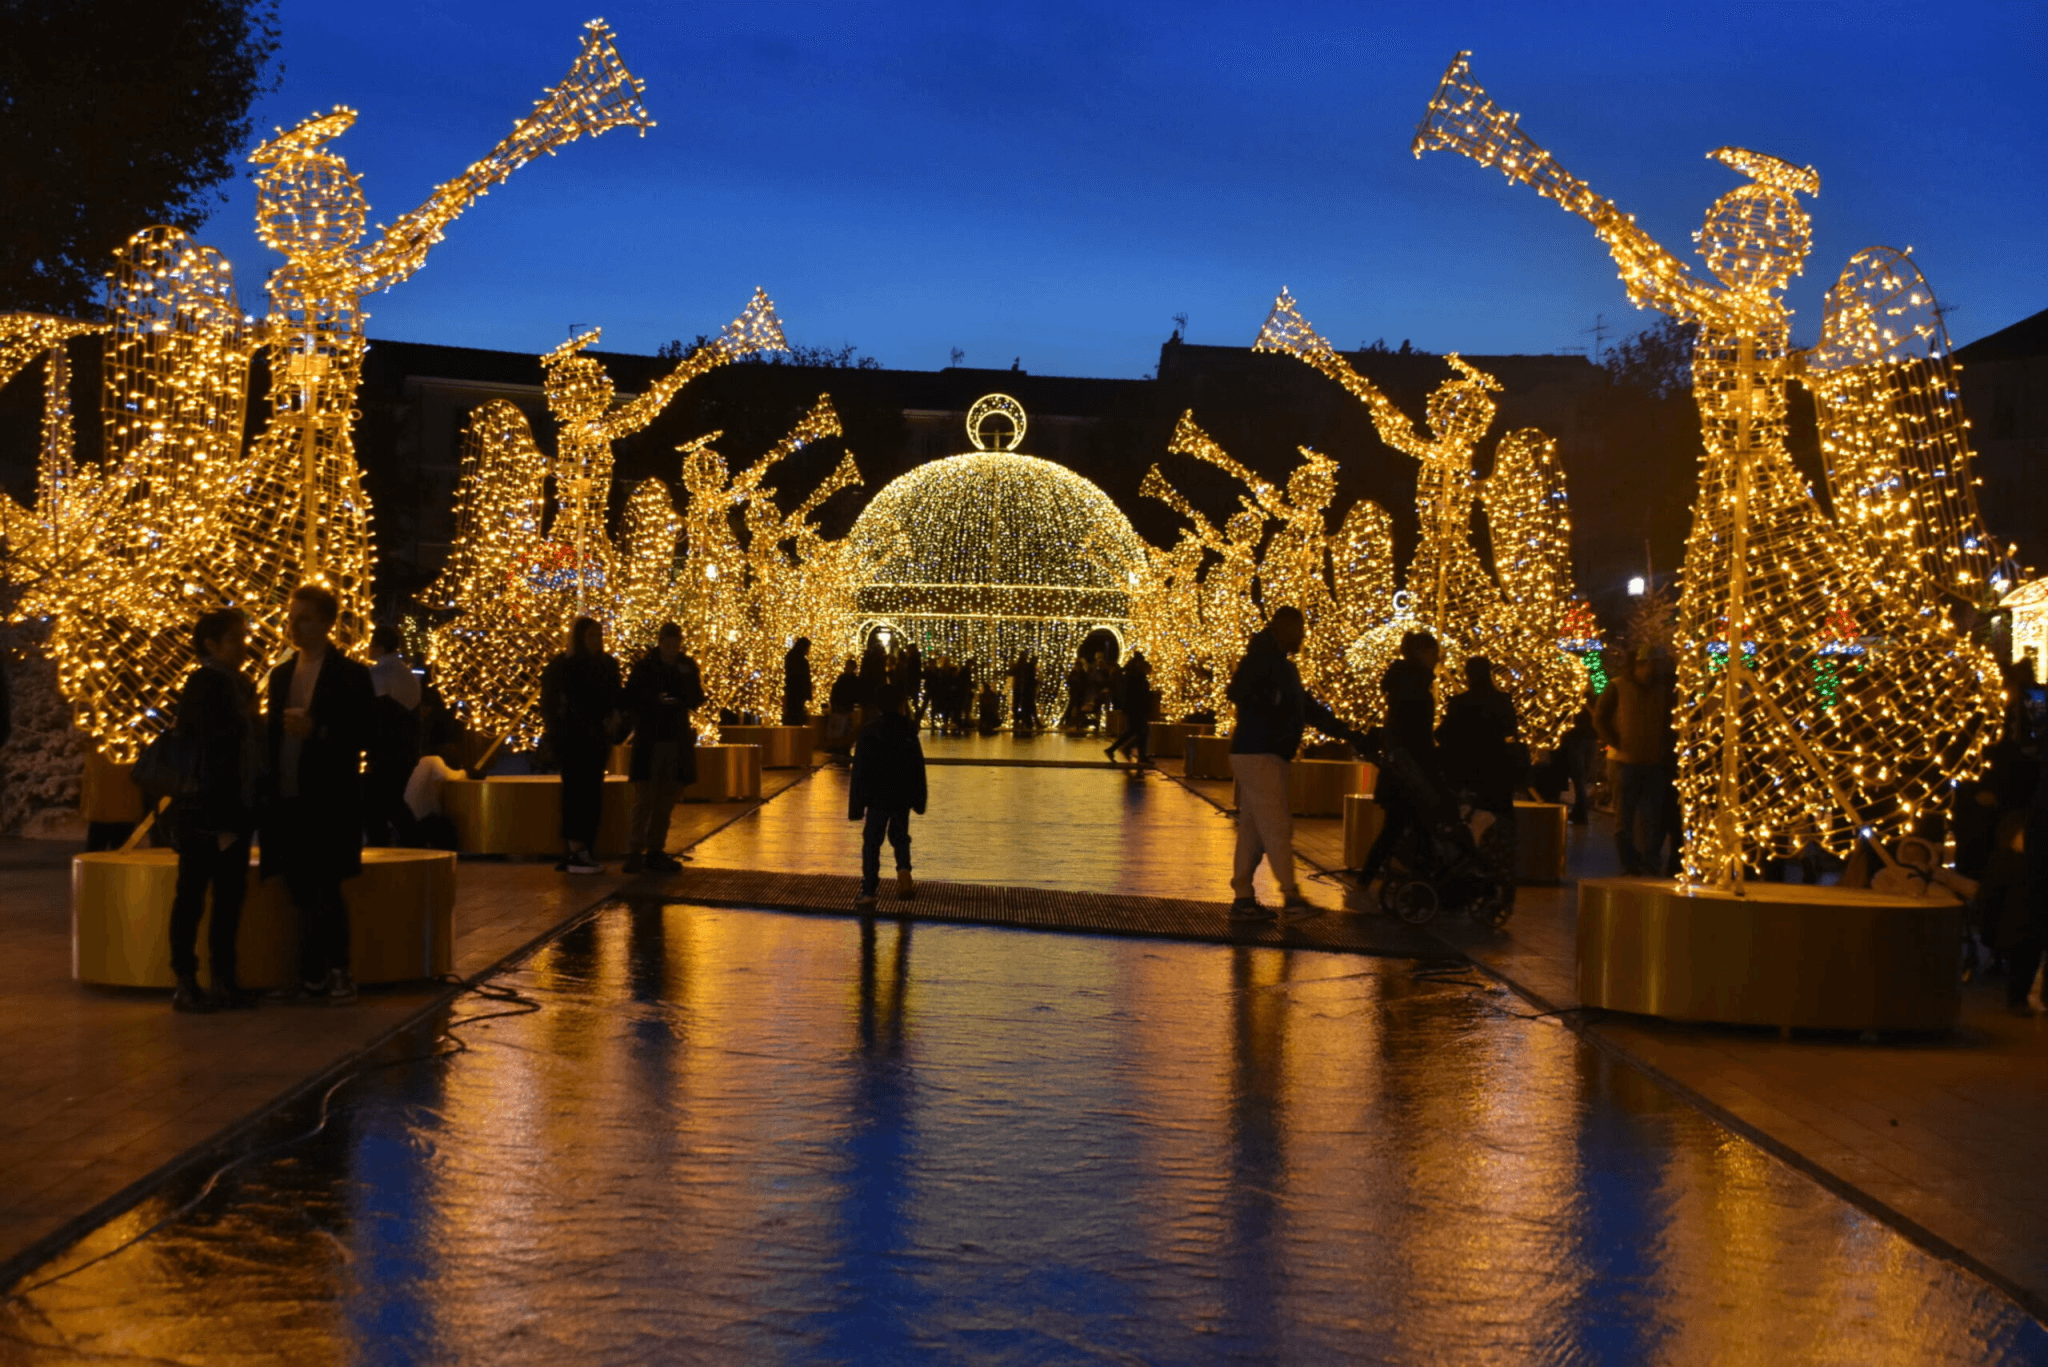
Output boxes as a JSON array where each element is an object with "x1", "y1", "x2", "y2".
[{"x1": 5, "y1": 973, "x2": 547, "y2": 1300}]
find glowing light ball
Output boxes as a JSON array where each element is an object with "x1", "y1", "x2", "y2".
[{"x1": 847, "y1": 395, "x2": 1146, "y2": 717}]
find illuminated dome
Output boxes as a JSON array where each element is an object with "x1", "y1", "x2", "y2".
[{"x1": 847, "y1": 395, "x2": 1146, "y2": 707}]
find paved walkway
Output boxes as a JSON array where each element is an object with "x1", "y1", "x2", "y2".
[{"x1": 3, "y1": 733, "x2": 2047, "y2": 1328}]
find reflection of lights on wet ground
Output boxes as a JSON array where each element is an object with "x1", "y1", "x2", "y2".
[{"x1": 7, "y1": 905, "x2": 2042, "y2": 1365}]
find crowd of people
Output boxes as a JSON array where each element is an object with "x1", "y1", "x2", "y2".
[{"x1": 131, "y1": 588, "x2": 2048, "y2": 1014}]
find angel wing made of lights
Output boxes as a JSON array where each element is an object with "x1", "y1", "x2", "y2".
[
  {"x1": 424, "y1": 401, "x2": 558, "y2": 749},
  {"x1": 1809, "y1": 245, "x2": 2015, "y2": 605}
]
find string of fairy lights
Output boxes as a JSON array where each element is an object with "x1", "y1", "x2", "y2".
[
  {"x1": 673, "y1": 397, "x2": 860, "y2": 732},
  {"x1": 1414, "y1": 49, "x2": 2006, "y2": 888}
]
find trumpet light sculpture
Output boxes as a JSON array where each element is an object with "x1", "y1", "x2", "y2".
[{"x1": 1413, "y1": 51, "x2": 2003, "y2": 887}]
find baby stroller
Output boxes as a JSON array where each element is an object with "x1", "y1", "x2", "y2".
[{"x1": 1362, "y1": 734, "x2": 1515, "y2": 928}]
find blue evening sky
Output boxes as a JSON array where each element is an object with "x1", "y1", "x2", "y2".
[{"x1": 207, "y1": 0, "x2": 2048, "y2": 376}]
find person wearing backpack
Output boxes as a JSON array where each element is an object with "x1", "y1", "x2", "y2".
[{"x1": 166, "y1": 608, "x2": 263, "y2": 1012}]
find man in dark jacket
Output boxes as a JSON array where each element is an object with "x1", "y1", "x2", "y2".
[
  {"x1": 899, "y1": 640, "x2": 924, "y2": 719},
  {"x1": 782, "y1": 637, "x2": 814, "y2": 726},
  {"x1": 1106, "y1": 651, "x2": 1154, "y2": 762},
  {"x1": 1437, "y1": 656, "x2": 1521, "y2": 813},
  {"x1": 168, "y1": 608, "x2": 262, "y2": 1012},
  {"x1": 1010, "y1": 652, "x2": 1038, "y2": 733},
  {"x1": 848, "y1": 684, "x2": 927, "y2": 908},
  {"x1": 624, "y1": 622, "x2": 706, "y2": 873},
  {"x1": 262, "y1": 584, "x2": 375, "y2": 1004},
  {"x1": 541, "y1": 616, "x2": 623, "y2": 874},
  {"x1": 1225, "y1": 606, "x2": 1362, "y2": 917}
]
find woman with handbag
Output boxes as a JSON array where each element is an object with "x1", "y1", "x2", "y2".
[
  {"x1": 167, "y1": 608, "x2": 263, "y2": 1012},
  {"x1": 541, "y1": 616, "x2": 623, "y2": 874}
]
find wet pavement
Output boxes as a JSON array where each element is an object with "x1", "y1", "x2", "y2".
[
  {"x1": 5, "y1": 903, "x2": 2044, "y2": 1365},
  {"x1": 693, "y1": 749, "x2": 1336, "y2": 907}
]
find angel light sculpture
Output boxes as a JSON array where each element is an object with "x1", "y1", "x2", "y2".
[
  {"x1": 1254, "y1": 291, "x2": 1582, "y2": 745},
  {"x1": 1123, "y1": 531, "x2": 1209, "y2": 722},
  {"x1": 232, "y1": 19, "x2": 652, "y2": 662},
  {"x1": 666, "y1": 400, "x2": 858, "y2": 733},
  {"x1": 425, "y1": 292, "x2": 784, "y2": 751},
  {"x1": 1413, "y1": 51, "x2": 2004, "y2": 888},
  {"x1": 1139, "y1": 438, "x2": 1269, "y2": 727},
  {"x1": 0, "y1": 22, "x2": 652, "y2": 764},
  {"x1": 0, "y1": 230, "x2": 252, "y2": 761}
]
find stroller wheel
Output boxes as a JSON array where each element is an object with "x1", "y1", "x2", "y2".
[
  {"x1": 1468, "y1": 888, "x2": 1514, "y2": 928},
  {"x1": 1381, "y1": 878, "x2": 1440, "y2": 924}
]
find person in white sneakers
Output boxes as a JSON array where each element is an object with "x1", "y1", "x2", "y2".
[{"x1": 1223, "y1": 606, "x2": 1365, "y2": 919}]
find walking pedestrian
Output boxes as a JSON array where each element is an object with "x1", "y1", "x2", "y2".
[
  {"x1": 624, "y1": 622, "x2": 705, "y2": 874},
  {"x1": 1224, "y1": 606, "x2": 1363, "y2": 918},
  {"x1": 261, "y1": 584, "x2": 375, "y2": 1004},
  {"x1": 1593, "y1": 646, "x2": 1677, "y2": 876},
  {"x1": 1358, "y1": 630, "x2": 1444, "y2": 886},
  {"x1": 848, "y1": 684, "x2": 927, "y2": 909},
  {"x1": 364, "y1": 625, "x2": 422, "y2": 846},
  {"x1": 782, "y1": 637, "x2": 814, "y2": 726},
  {"x1": 1106, "y1": 650, "x2": 1153, "y2": 762},
  {"x1": 541, "y1": 616, "x2": 622, "y2": 874},
  {"x1": 167, "y1": 608, "x2": 262, "y2": 1012}
]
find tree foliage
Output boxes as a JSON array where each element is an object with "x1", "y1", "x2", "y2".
[
  {"x1": 657, "y1": 335, "x2": 881, "y2": 370},
  {"x1": 0, "y1": 0, "x2": 281, "y2": 315},
  {"x1": 1602, "y1": 315, "x2": 1697, "y2": 399}
]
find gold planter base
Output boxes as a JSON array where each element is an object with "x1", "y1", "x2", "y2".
[
  {"x1": 1577, "y1": 877, "x2": 1963, "y2": 1032},
  {"x1": 679, "y1": 744, "x2": 761, "y2": 800},
  {"x1": 1286, "y1": 759, "x2": 1372, "y2": 817},
  {"x1": 442, "y1": 775, "x2": 634, "y2": 856},
  {"x1": 1516, "y1": 800, "x2": 1568, "y2": 882},
  {"x1": 1184, "y1": 735, "x2": 1233, "y2": 780},
  {"x1": 719, "y1": 726, "x2": 814, "y2": 769},
  {"x1": 73, "y1": 847, "x2": 456, "y2": 989},
  {"x1": 1145, "y1": 721, "x2": 1212, "y2": 758}
]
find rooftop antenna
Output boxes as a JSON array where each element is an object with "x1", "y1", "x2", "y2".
[
  {"x1": 1583, "y1": 312, "x2": 1613, "y2": 363},
  {"x1": 1171, "y1": 311, "x2": 1188, "y2": 341},
  {"x1": 949, "y1": 346, "x2": 965, "y2": 368}
]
